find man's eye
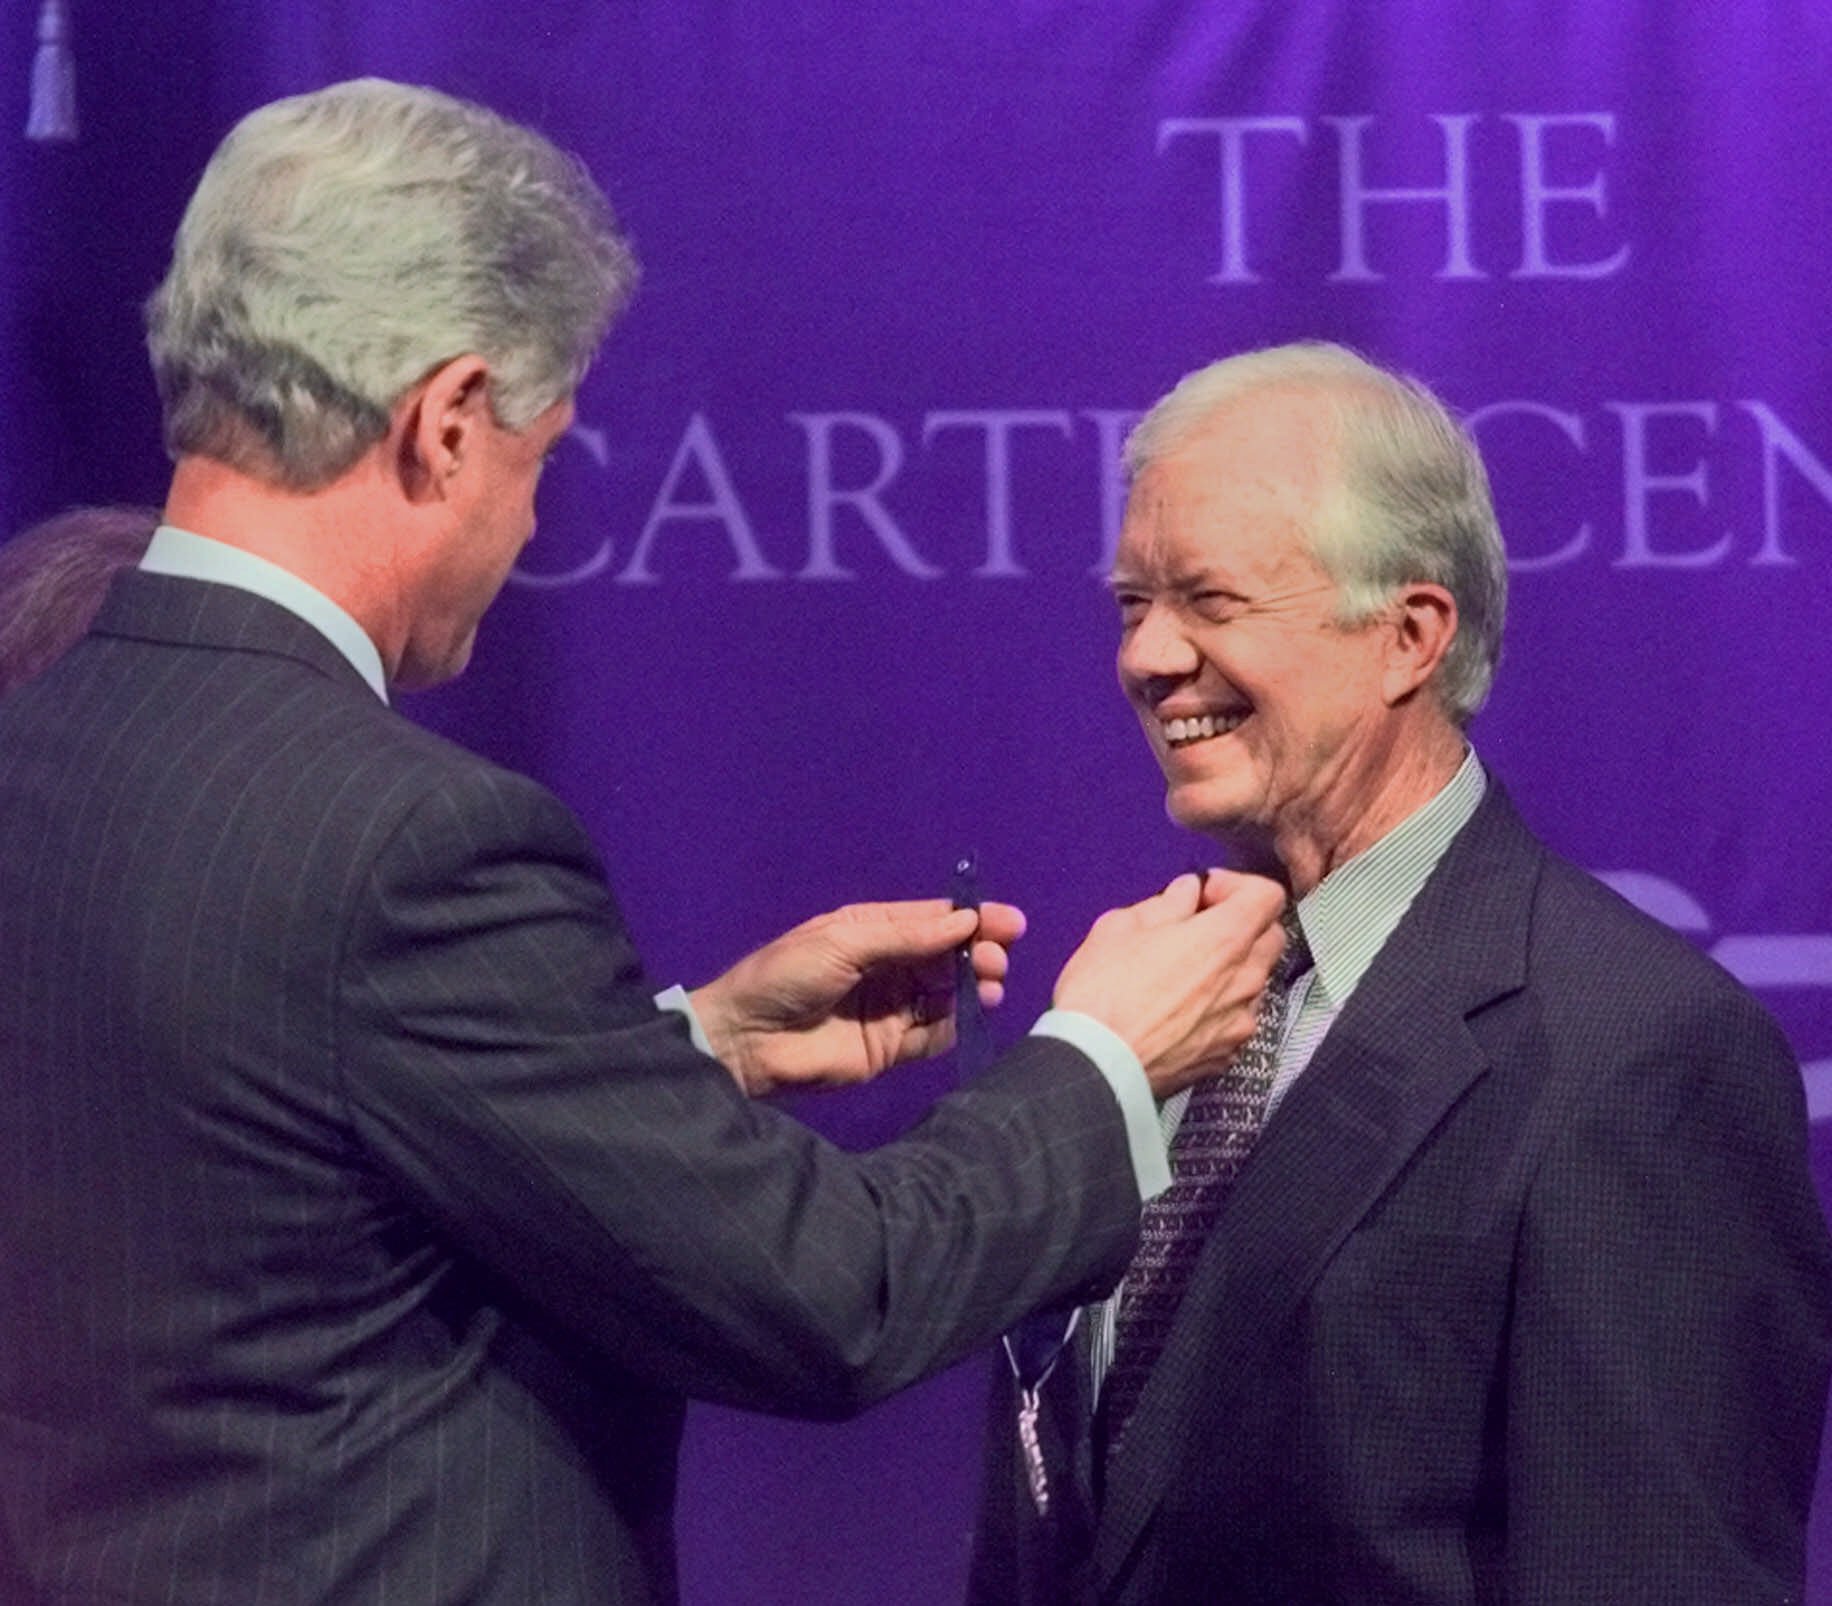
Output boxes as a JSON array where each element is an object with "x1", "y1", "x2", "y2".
[
  {"x1": 1113, "y1": 595, "x2": 1148, "y2": 627},
  {"x1": 1189, "y1": 591, "x2": 1240, "y2": 620}
]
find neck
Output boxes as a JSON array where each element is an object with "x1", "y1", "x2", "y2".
[
  {"x1": 164, "y1": 455, "x2": 415, "y2": 677},
  {"x1": 1217, "y1": 720, "x2": 1467, "y2": 897}
]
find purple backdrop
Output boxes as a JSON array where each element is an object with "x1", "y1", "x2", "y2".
[{"x1": 4, "y1": 5, "x2": 1830, "y2": 1600}]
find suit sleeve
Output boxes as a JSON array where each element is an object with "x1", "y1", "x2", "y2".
[
  {"x1": 332, "y1": 764, "x2": 1142, "y2": 1417},
  {"x1": 1505, "y1": 987, "x2": 1832, "y2": 1601}
]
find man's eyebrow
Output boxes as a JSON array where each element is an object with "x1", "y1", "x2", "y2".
[{"x1": 1107, "y1": 569, "x2": 1245, "y2": 596}]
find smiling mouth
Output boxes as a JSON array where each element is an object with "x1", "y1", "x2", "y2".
[{"x1": 1159, "y1": 711, "x2": 1246, "y2": 748}]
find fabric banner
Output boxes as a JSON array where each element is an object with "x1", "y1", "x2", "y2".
[{"x1": 4, "y1": 5, "x2": 1828, "y2": 1599}]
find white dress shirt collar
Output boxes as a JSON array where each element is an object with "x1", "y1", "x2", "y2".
[{"x1": 140, "y1": 524, "x2": 389, "y2": 703}]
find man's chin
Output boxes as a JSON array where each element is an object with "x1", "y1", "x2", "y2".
[
  {"x1": 1163, "y1": 784, "x2": 1245, "y2": 837},
  {"x1": 395, "y1": 632, "x2": 476, "y2": 693},
  {"x1": 1164, "y1": 786, "x2": 1277, "y2": 863}
]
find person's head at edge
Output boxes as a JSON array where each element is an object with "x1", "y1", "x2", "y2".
[
  {"x1": 1110, "y1": 341, "x2": 1508, "y2": 895},
  {"x1": 145, "y1": 78, "x2": 637, "y2": 690},
  {"x1": 0, "y1": 506, "x2": 160, "y2": 695}
]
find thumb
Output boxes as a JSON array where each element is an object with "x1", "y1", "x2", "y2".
[
  {"x1": 1131, "y1": 871, "x2": 1205, "y2": 929},
  {"x1": 817, "y1": 901, "x2": 978, "y2": 971}
]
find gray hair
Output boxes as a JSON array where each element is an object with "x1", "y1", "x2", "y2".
[
  {"x1": 146, "y1": 79, "x2": 638, "y2": 490},
  {"x1": 1124, "y1": 341, "x2": 1507, "y2": 722}
]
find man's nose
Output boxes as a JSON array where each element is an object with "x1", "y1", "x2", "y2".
[{"x1": 1118, "y1": 603, "x2": 1199, "y2": 688}]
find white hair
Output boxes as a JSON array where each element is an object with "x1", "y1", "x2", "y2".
[
  {"x1": 146, "y1": 79, "x2": 638, "y2": 489},
  {"x1": 1124, "y1": 341, "x2": 1508, "y2": 723}
]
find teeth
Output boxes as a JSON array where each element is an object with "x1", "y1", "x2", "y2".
[{"x1": 1162, "y1": 712, "x2": 1244, "y2": 746}]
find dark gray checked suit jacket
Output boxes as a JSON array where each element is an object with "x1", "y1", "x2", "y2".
[
  {"x1": 0, "y1": 571, "x2": 1141, "y2": 1604},
  {"x1": 970, "y1": 784, "x2": 1832, "y2": 1605}
]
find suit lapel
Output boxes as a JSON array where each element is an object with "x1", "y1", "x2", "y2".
[
  {"x1": 91, "y1": 570, "x2": 376, "y2": 698},
  {"x1": 1093, "y1": 788, "x2": 1543, "y2": 1592}
]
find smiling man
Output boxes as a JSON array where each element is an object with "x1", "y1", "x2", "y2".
[{"x1": 971, "y1": 342, "x2": 1832, "y2": 1605}]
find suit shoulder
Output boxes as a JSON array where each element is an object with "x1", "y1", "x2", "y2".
[
  {"x1": 259, "y1": 667, "x2": 554, "y2": 799},
  {"x1": 344, "y1": 708, "x2": 595, "y2": 863},
  {"x1": 1526, "y1": 850, "x2": 1790, "y2": 1058},
  {"x1": 173, "y1": 658, "x2": 600, "y2": 876}
]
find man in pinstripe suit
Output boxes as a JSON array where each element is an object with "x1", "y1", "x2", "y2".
[
  {"x1": 0, "y1": 83, "x2": 1292, "y2": 1603},
  {"x1": 971, "y1": 344, "x2": 1832, "y2": 1603}
]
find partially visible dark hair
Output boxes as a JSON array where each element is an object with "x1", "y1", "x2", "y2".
[{"x1": 0, "y1": 506, "x2": 159, "y2": 694}]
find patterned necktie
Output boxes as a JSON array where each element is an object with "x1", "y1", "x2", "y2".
[{"x1": 1098, "y1": 912, "x2": 1310, "y2": 1457}]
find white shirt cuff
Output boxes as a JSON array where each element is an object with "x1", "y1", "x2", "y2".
[
  {"x1": 1030, "y1": 1009, "x2": 1171, "y2": 1201},
  {"x1": 653, "y1": 984, "x2": 715, "y2": 1057}
]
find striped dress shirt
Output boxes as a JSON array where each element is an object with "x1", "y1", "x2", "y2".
[{"x1": 1087, "y1": 751, "x2": 1489, "y2": 1395}]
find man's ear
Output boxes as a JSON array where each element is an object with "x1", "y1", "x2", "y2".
[
  {"x1": 395, "y1": 355, "x2": 491, "y2": 503},
  {"x1": 1381, "y1": 582, "x2": 1458, "y2": 706}
]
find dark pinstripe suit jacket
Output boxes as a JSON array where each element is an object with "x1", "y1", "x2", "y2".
[
  {"x1": 0, "y1": 572, "x2": 1142, "y2": 1605},
  {"x1": 971, "y1": 785, "x2": 1832, "y2": 1604}
]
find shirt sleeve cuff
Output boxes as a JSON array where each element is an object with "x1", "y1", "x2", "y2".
[
  {"x1": 1030, "y1": 1009, "x2": 1171, "y2": 1201},
  {"x1": 653, "y1": 984, "x2": 715, "y2": 1058}
]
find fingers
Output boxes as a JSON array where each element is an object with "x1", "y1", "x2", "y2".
[
  {"x1": 1193, "y1": 868, "x2": 1289, "y2": 920},
  {"x1": 897, "y1": 935, "x2": 1011, "y2": 1031},
  {"x1": 1128, "y1": 872, "x2": 1205, "y2": 928},
  {"x1": 971, "y1": 938, "x2": 1009, "y2": 1010},
  {"x1": 1050, "y1": 866, "x2": 1294, "y2": 1093},
  {"x1": 810, "y1": 902, "x2": 975, "y2": 972},
  {"x1": 813, "y1": 898, "x2": 1028, "y2": 968},
  {"x1": 907, "y1": 979, "x2": 956, "y2": 1032},
  {"x1": 1247, "y1": 915, "x2": 1288, "y2": 976},
  {"x1": 968, "y1": 934, "x2": 1011, "y2": 985},
  {"x1": 899, "y1": 1015, "x2": 957, "y2": 1064},
  {"x1": 1188, "y1": 875, "x2": 1289, "y2": 948},
  {"x1": 969, "y1": 899, "x2": 1026, "y2": 947},
  {"x1": 861, "y1": 978, "x2": 957, "y2": 1074},
  {"x1": 1109, "y1": 868, "x2": 1272, "y2": 934}
]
